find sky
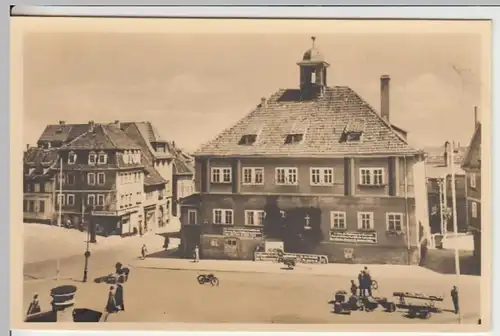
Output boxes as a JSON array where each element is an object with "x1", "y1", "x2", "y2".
[{"x1": 22, "y1": 30, "x2": 484, "y2": 153}]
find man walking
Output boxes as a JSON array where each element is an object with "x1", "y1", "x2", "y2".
[
  {"x1": 451, "y1": 285, "x2": 459, "y2": 314},
  {"x1": 141, "y1": 244, "x2": 148, "y2": 260},
  {"x1": 193, "y1": 245, "x2": 200, "y2": 263}
]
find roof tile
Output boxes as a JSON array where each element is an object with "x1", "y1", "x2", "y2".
[{"x1": 194, "y1": 86, "x2": 420, "y2": 157}]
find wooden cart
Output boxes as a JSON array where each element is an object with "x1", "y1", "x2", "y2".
[{"x1": 393, "y1": 292, "x2": 444, "y2": 319}]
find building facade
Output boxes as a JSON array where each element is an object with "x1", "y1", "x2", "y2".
[
  {"x1": 425, "y1": 142, "x2": 468, "y2": 234},
  {"x1": 180, "y1": 38, "x2": 430, "y2": 265},
  {"x1": 170, "y1": 143, "x2": 195, "y2": 217},
  {"x1": 462, "y1": 119, "x2": 481, "y2": 267},
  {"x1": 23, "y1": 147, "x2": 58, "y2": 223},
  {"x1": 24, "y1": 120, "x2": 177, "y2": 235},
  {"x1": 53, "y1": 121, "x2": 146, "y2": 236}
]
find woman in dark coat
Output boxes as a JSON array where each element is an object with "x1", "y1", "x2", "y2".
[
  {"x1": 115, "y1": 283, "x2": 125, "y2": 311},
  {"x1": 104, "y1": 286, "x2": 118, "y2": 321}
]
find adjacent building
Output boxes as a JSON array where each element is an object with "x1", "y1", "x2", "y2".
[
  {"x1": 425, "y1": 142, "x2": 468, "y2": 234},
  {"x1": 180, "y1": 38, "x2": 429, "y2": 264},
  {"x1": 23, "y1": 120, "x2": 177, "y2": 235},
  {"x1": 23, "y1": 147, "x2": 59, "y2": 223},
  {"x1": 170, "y1": 142, "x2": 195, "y2": 217},
  {"x1": 461, "y1": 112, "x2": 482, "y2": 267}
]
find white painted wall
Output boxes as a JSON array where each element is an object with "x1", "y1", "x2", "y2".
[{"x1": 412, "y1": 158, "x2": 431, "y2": 246}]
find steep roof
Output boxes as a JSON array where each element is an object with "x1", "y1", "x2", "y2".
[
  {"x1": 461, "y1": 123, "x2": 481, "y2": 170},
  {"x1": 173, "y1": 155, "x2": 194, "y2": 175},
  {"x1": 61, "y1": 123, "x2": 142, "y2": 150},
  {"x1": 121, "y1": 122, "x2": 172, "y2": 159},
  {"x1": 194, "y1": 86, "x2": 420, "y2": 158},
  {"x1": 38, "y1": 123, "x2": 89, "y2": 143},
  {"x1": 23, "y1": 147, "x2": 60, "y2": 179}
]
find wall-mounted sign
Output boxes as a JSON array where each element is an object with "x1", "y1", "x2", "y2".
[
  {"x1": 254, "y1": 252, "x2": 329, "y2": 264},
  {"x1": 92, "y1": 210, "x2": 117, "y2": 216},
  {"x1": 223, "y1": 227, "x2": 263, "y2": 239},
  {"x1": 329, "y1": 231, "x2": 378, "y2": 244}
]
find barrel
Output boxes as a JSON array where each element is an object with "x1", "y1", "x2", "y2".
[{"x1": 51, "y1": 285, "x2": 77, "y2": 310}]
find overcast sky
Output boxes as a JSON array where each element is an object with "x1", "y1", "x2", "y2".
[{"x1": 22, "y1": 30, "x2": 483, "y2": 152}]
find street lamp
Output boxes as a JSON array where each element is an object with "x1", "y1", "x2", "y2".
[{"x1": 82, "y1": 205, "x2": 93, "y2": 283}]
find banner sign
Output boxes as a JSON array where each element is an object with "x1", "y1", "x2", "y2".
[
  {"x1": 92, "y1": 210, "x2": 117, "y2": 216},
  {"x1": 329, "y1": 230, "x2": 378, "y2": 244},
  {"x1": 254, "y1": 252, "x2": 328, "y2": 264},
  {"x1": 223, "y1": 227, "x2": 263, "y2": 239}
]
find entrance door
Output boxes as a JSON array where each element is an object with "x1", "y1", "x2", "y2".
[{"x1": 224, "y1": 238, "x2": 239, "y2": 259}]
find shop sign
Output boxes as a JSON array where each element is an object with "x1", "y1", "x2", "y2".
[
  {"x1": 92, "y1": 210, "x2": 117, "y2": 216},
  {"x1": 329, "y1": 230, "x2": 378, "y2": 244},
  {"x1": 254, "y1": 252, "x2": 329, "y2": 264},
  {"x1": 223, "y1": 227, "x2": 263, "y2": 239}
]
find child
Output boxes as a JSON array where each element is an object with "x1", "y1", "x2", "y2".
[{"x1": 350, "y1": 280, "x2": 358, "y2": 296}]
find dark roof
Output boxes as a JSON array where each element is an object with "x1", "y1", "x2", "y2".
[
  {"x1": 38, "y1": 124, "x2": 89, "y2": 143},
  {"x1": 61, "y1": 124, "x2": 142, "y2": 150},
  {"x1": 23, "y1": 147, "x2": 60, "y2": 179},
  {"x1": 179, "y1": 193, "x2": 200, "y2": 206},
  {"x1": 121, "y1": 122, "x2": 172, "y2": 159},
  {"x1": 462, "y1": 123, "x2": 481, "y2": 170},
  {"x1": 144, "y1": 165, "x2": 167, "y2": 186},
  {"x1": 173, "y1": 156, "x2": 194, "y2": 175},
  {"x1": 194, "y1": 87, "x2": 420, "y2": 158}
]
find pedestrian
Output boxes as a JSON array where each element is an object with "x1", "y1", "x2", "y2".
[
  {"x1": 451, "y1": 285, "x2": 459, "y2": 314},
  {"x1": 350, "y1": 280, "x2": 358, "y2": 296},
  {"x1": 104, "y1": 286, "x2": 118, "y2": 321},
  {"x1": 193, "y1": 245, "x2": 200, "y2": 263},
  {"x1": 141, "y1": 244, "x2": 148, "y2": 259},
  {"x1": 358, "y1": 271, "x2": 365, "y2": 297},
  {"x1": 26, "y1": 293, "x2": 41, "y2": 316},
  {"x1": 363, "y1": 266, "x2": 373, "y2": 297},
  {"x1": 115, "y1": 282, "x2": 125, "y2": 312}
]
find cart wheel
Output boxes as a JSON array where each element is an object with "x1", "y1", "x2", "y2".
[
  {"x1": 197, "y1": 275, "x2": 205, "y2": 284},
  {"x1": 319, "y1": 257, "x2": 328, "y2": 264},
  {"x1": 371, "y1": 280, "x2": 379, "y2": 290}
]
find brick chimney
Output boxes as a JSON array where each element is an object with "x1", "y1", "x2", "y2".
[
  {"x1": 59, "y1": 120, "x2": 65, "y2": 126},
  {"x1": 88, "y1": 120, "x2": 95, "y2": 132},
  {"x1": 260, "y1": 97, "x2": 267, "y2": 108},
  {"x1": 380, "y1": 75, "x2": 391, "y2": 121}
]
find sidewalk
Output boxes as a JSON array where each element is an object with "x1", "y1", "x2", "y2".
[{"x1": 129, "y1": 257, "x2": 456, "y2": 280}]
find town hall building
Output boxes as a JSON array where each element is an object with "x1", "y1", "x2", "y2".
[{"x1": 180, "y1": 37, "x2": 429, "y2": 264}]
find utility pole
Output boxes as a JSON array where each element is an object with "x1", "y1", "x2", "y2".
[
  {"x1": 55, "y1": 157, "x2": 63, "y2": 281},
  {"x1": 450, "y1": 141, "x2": 463, "y2": 324}
]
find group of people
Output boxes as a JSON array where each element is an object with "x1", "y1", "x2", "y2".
[{"x1": 350, "y1": 266, "x2": 374, "y2": 297}]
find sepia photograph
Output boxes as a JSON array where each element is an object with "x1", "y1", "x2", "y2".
[{"x1": 11, "y1": 16, "x2": 491, "y2": 331}]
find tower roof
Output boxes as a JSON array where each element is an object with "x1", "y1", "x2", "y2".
[{"x1": 298, "y1": 36, "x2": 329, "y2": 67}]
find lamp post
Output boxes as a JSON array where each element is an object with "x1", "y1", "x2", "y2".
[{"x1": 82, "y1": 205, "x2": 92, "y2": 283}]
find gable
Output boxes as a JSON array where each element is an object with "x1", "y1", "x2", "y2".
[{"x1": 462, "y1": 124, "x2": 481, "y2": 170}]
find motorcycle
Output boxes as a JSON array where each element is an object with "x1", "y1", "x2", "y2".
[{"x1": 197, "y1": 273, "x2": 219, "y2": 286}]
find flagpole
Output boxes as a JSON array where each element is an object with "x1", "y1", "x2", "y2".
[
  {"x1": 450, "y1": 141, "x2": 463, "y2": 323},
  {"x1": 56, "y1": 157, "x2": 63, "y2": 281}
]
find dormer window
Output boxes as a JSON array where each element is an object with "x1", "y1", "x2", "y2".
[
  {"x1": 68, "y1": 151, "x2": 77, "y2": 164},
  {"x1": 284, "y1": 121, "x2": 308, "y2": 145},
  {"x1": 88, "y1": 151, "x2": 97, "y2": 165},
  {"x1": 239, "y1": 123, "x2": 262, "y2": 146},
  {"x1": 341, "y1": 118, "x2": 366, "y2": 143},
  {"x1": 98, "y1": 152, "x2": 107, "y2": 164}
]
